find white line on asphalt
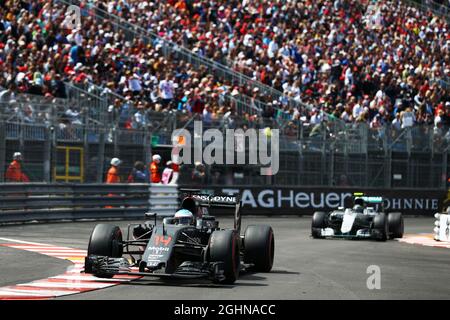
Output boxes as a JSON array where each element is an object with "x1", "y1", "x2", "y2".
[
  {"x1": 0, "y1": 237, "x2": 53, "y2": 246},
  {"x1": 50, "y1": 275, "x2": 129, "y2": 282},
  {"x1": 20, "y1": 281, "x2": 116, "y2": 289}
]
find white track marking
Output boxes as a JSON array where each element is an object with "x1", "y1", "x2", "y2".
[
  {"x1": 50, "y1": 275, "x2": 130, "y2": 282},
  {"x1": 0, "y1": 290, "x2": 52, "y2": 297},
  {"x1": 0, "y1": 237, "x2": 53, "y2": 246},
  {"x1": 0, "y1": 288, "x2": 79, "y2": 296},
  {"x1": 397, "y1": 234, "x2": 450, "y2": 249},
  {"x1": 5, "y1": 245, "x2": 85, "y2": 250},
  {"x1": 0, "y1": 238, "x2": 141, "y2": 300},
  {"x1": 39, "y1": 253, "x2": 86, "y2": 257},
  {"x1": 13, "y1": 248, "x2": 87, "y2": 253},
  {"x1": 20, "y1": 281, "x2": 115, "y2": 289}
]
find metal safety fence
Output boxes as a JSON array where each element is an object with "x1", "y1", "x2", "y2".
[
  {"x1": 1, "y1": 86, "x2": 449, "y2": 189},
  {"x1": 1, "y1": 116, "x2": 449, "y2": 189},
  {"x1": 0, "y1": 183, "x2": 179, "y2": 224}
]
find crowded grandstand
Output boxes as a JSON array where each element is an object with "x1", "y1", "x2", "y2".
[{"x1": 0, "y1": 0, "x2": 449, "y2": 187}]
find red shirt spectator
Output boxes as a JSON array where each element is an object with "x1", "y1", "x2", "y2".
[{"x1": 5, "y1": 153, "x2": 29, "y2": 182}]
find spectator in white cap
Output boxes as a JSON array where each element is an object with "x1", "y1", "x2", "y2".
[
  {"x1": 5, "y1": 152, "x2": 29, "y2": 182},
  {"x1": 106, "y1": 157, "x2": 121, "y2": 183},
  {"x1": 150, "y1": 154, "x2": 162, "y2": 183}
]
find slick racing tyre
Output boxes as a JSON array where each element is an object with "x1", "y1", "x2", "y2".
[
  {"x1": 87, "y1": 224, "x2": 123, "y2": 278},
  {"x1": 311, "y1": 211, "x2": 327, "y2": 239},
  {"x1": 373, "y1": 213, "x2": 388, "y2": 241},
  {"x1": 388, "y1": 212, "x2": 404, "y2": 239},
  {"x1": 208, "y1": 230, "x2": 240, "y2": 284},
  {"x1": 243, "y1": 225, "x2": 275, "y2": 272}
]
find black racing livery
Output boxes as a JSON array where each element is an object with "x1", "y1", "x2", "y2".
[
  {"x1": 311, "y1": 193, "x2": 404, "y2": 241},
  {"x1": 84, "y1": 190, "x2": 274, "y2": 284}
]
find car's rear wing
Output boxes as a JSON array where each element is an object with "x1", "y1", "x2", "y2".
[
  {"x1": 180, "y1": 189, "x2": 242, "y2": 233},
  {"x1": 353, "y1": 192, "x2": 383, "y2": 203},
  {"x1": 360, "y1": 196, "x2": 383, "y2": 204}
]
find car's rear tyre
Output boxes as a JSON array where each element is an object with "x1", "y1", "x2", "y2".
[
  {"x1": 373, "y1": 213, "x2": 388, "y2": 241},
  {"x1": 243, "y1": 225, "x2": 274, "y2": 272},
  {"x1": 388, "y1": 212, "x2": 404, "y2": 239},
  {"x1": 311, "y1": 211, "x2": 327, "y2": 239},
  {"x1": 208, "y1": 230, "x2": 240, "y2": 284},
  {"x1": 87, "y1": 224, "x2": 123, "y2": 278}
]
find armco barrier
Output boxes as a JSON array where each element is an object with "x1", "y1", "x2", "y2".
[
  {"x1": 148, "y1": 184, "x2": 179, "y2": 216},
  {"x1": 0, "y1": 183, "x2": 179, "y2": 224}
]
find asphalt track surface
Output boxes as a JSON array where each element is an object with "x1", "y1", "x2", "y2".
[{"x1": 0, "y1": 217, "x2": 449, "y2": 300}]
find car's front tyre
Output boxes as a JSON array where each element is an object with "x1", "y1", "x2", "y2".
[
  {"x1": 388, "y1": 212, "x2": 404, "y2": 239},
  {"x1": 311, "y1": 211, "x2": 327, "y2": 239},
  {"x1": 208, "y1": 230, "x2": 240, "y2": 284},
  {"x1": 87, "y1": 224, "x2": 123, "y2": 278},
  {"x1": 373, "y1": 213, "x2": 388, "y2": 241}
]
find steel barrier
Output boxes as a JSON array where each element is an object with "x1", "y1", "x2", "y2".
[
  {"x1": 148, "y1": 184, "x2": 180, "y2": 216},
  {"x1": 0, "y1": 183, "x2": 179, "y2": 224}
]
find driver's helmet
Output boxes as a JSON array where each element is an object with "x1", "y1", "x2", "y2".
[
  {"x1": 354, "y1": 197, "x2": 365, "y2": 206},
  {"x1": 353, "y1": 205, "x2": 364, "y2": 213},
  {"x1": 174, "y1": 209, "x2": 194, "y2": 225}
]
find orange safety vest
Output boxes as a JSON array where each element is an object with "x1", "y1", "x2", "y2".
[
  {"x1": 150, "y1": 161, "x2": 161, "y2": 183},
  {"x1": 5, "y1": 160, "x2": 27, "y2": 182},
  {"x1": 106, "y1": 166, "x2": 120, "y2": 183}
]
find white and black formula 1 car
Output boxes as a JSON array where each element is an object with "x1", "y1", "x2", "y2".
[
  {"x1": 311, "y1": 193, "x2": 404, "y2": 241},
  {"x1": 84, "y1": 190, "x2": 274, "y2": 284}
]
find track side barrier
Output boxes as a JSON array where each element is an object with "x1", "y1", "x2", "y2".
[
  {"x1": 0, "y1": 183, "x2": 179, "y2": 224},
  {"x1": 148, "y1": 184, "x2": 179, "y2": 217}
]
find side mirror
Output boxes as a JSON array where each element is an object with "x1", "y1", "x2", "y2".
[
  {"x1": 145, "y1": 212, "x2": 157, "y2": 225},
  {"x1": 145, "y1": 212, "x2": 157, "y2": 218}
]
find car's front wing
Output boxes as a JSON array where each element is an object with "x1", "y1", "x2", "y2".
[
  {"x1": 319, "y1": 228, "x2": 372, "y2": 239},
  {"x1": 84, "y1": 255, "x2": 225, "y2": 281}
]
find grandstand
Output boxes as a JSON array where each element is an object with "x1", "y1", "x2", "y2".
[{"x1": 0, "y1": 0, "x2": 449, "y2": 188}]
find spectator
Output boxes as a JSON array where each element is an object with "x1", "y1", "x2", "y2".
[
  {"x1": 127, "y1": 161, "x2": 147, "y2": 183},
  {"x1": 192, "y1": 162, "x2": 206, "y2": 185},
  {"x1": 401, "y1": 107, "x2": 415, "y2": 129},
  {"x1": 211, "y1": 170, "x2": 222, "y2": 184},
  {"x1": 392, "y1": 112, "x2": 402, "y2": 131},
  {"x1": 65, "y1": 106, "x2": 83, "y2": 125},
  {"x1": 310, "y1": 108, "x2": 323, "y2": 125},
  {"x1": 132, "y1": 103, "x2": 147, "y2": 129},
  {"x1": 106, "y1": 158, "x2": 121, "y2": 183},
  {"x1": 161, "y1": 160, "x2": 174, "y2": 184},
  {"x1": 202, "y1": 104, "x2": 213, "y2": 126},
  {"x1": 5, "y1": 152, "x2": 29, "y2": 182},
  {"x1": 150, "y1": 154, "x2": 162, "y2": 183},
  {"x1": 159, "y1": 74, "x2": 175, "y2": 108},
  {"x1": 0, "y1": 83, "x2": 16, "y2": 102}
]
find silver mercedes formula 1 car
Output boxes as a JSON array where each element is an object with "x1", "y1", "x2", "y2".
[{"x1": 311, "y1": 193, "x2": 404, "y2": 241}]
